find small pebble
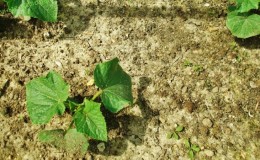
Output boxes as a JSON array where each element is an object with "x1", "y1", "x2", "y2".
[
  {"x1": 183, "y1": 101, "x2": 195, "y2": 113},
  {"x1": 249, "y1": 81, "x2": 258, "y2": 88},
  {"x1": 159, "y1": 116, "x2": 166, "y2": 123},
  {"x1": 55, "y1": 61, "x2": 62, "y2": 68},
  {"x1": 204, "y1": 149, "x2": 214, "y2": 157},
  {"x1": 204, "y1": 3, "x2": 210, "y2": 7},
  {"x1": 43, "y1": 32, "x2": 51, "y2": 38},
  {"x1": 212, "y1": 87, "x2": 219, "y2": 93},
  {"x1": 202, "y1": 118, "x2": 213, "y2": 127},
  {"x1": 87, "y1": 79, "x2": 94, "y2": 86},
  {"x1": 199, "y1": 126, "x2": 209, "y2": 136},
  {"x1": 97, "y1": 142, "x2": 105, "y2": 152}
]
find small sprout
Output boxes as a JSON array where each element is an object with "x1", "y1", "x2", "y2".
[
  {"x1": 176, "y1": 125, "x2": 184, "y2": 132},
  {"x1": 183, "y1": 60, "x2": 204, "y2": 75},
  {"x1": 235, "y1": 55, "x2": 242, "y2": 62},
  {"x1": 167, "y1": 133, "x2": 173, "y2": 139},
  {"x1": 191, "y1": 144, "x2": 200, "y2": 152},
  {"x1": 188, "y1": 150, "x2": 195, "y2": 160},
  {"x1": 193, "y1": 65, "x2": 204, "y2": 74},
  {"x1": 167, "y1": 124, "x2": 184, "y2": 140},
  {"x1": 235, "y1": 52, "x2": 248, "y2": 63},
  {"x1": 185, "y1": 139, "x2": 200, "y2": 160},
  {"x1": 229, "y1": 42, "x2": 237, "y2": 50},
  {"x1": 183, "y1": 60, "x2": 193, "y2": 67},
  {"x1": 185, "y1": 139, "x2": 191, "y2": 148},
  {"x1": 173, "y1": 132, "x2": 179, "y2": 140}
]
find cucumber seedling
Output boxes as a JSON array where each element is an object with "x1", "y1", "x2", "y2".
[
  {"x1": 226, "y1": 0, "x2": 260, "y2": 38},
  {"x1": 26, "y1": 58, "x2": 133, "y2": 154},
  {"x1": 3, "y1": 0, "x2": 58, "y2": 22}
]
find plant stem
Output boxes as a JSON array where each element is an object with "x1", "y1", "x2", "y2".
[
  {"x1": 66, "y1": 120, "x2": 74, "y2": 133},
  {"x1": 91, "y1": 90, "x2": 103, "y2": 101}
]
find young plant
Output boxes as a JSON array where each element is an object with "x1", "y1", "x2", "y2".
[
  {"x1": 3, "y1": 0, "x2": 58, "y2": 22},
  {"x1": 167, "y1": 124, "x2": 184, "y2": 140},
  {"x1": 193, "y1": 65, "x2": 204, "y2": 75},
  {"x1": 26, "y1": 58, "x2": 133, "y2": 154},
  {"x1": 183, "y1": 60, "x2": 193, "y2": 67},
  {"x1": 185, "y1": 139, "x2": 200, "y2": 160},
  {"x1": 183, "y1": 60, "x2": 204, "y2": 75},
  {"x1": 226, "y1": 0, "x2": 260, "y2": 38}
]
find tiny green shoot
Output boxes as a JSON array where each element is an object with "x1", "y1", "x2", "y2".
[
  {"x1": 193, "y1": 65, "x2": 204, "y2": 75},
  {"x1": 167, "y1": 124, "x2": 184, "y2": 140},
  {"x1": 183, "y1": 60, "x2": 204, "y2": 75},
  {"x1": 185, "y1": 138, "x2": 200, "y2": 160},
  {"x1": 183, "y1": 60, "x2": 193, "y2": 67}
]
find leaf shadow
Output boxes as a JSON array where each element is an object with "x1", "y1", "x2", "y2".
[
  {"x1": 0, "y1": 16, "x2": 31, "y2": 39},
  {"x1": 88, "y1": 76, "x2": 159, "y2": 156},
  {"x1": 234, "y1": 36, "x2": 260, "y2": 49},
  {"x1": 59, "y1": 1, "x2": 225, "y2": 39},
  {"x1": 0, "y1": 1, "x2": 232, "y2": 40},
  {"x1": 57, "y1": 0, "x2": 95, "y2": 38}
]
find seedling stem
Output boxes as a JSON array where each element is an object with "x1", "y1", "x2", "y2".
[{"x1": 91, "y1": 90, "x2": 103, "y2": 101}]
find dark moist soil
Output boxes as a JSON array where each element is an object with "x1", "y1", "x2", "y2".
[{"x1": 0, "y1": 0, "x2": 260, "y2": 159}]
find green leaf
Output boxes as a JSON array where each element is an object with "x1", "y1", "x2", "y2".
[
  {"x1": 26, "y1": 71, "x2": 69, "y2": 124},
  {"x1": 166, "y1": 133, "x2": 173, "y2": 139},
  {"x1": 191, "y1": 144, "x2": 200, "y2": 152},
  {"x1": 73, "y1": 99, "x2": 107, "y2": 141},
  {"x1": 173, "y1": 132, "x2": 180, "y2": 140},
  {"x1": 38, "y1": 129, "x2": 89, "y2": 155},
  {"x1": 64, "y1": 129, "x2": 89, "y2": 155},
  {"x1": 4, "y1": 0, "x2": 58, "y2": 22},
  {"x1": 94, "y1": 58, "x2": 133, "y2": 113},
  {"x1": 188, "y1": 150, "x2": 195, "y2": 160},
  {"x1": 175, "y1": 125, "x2": 184, "y2": 132},
  {"x1": 236, "y1": 0, "x2": 260, "y2": 13},
  {"x1": 185, "y1": 139, "x2": 191, "y2": 148},
  {"x1": 38, "y1": 129, "x2": 65, "y2": 148},
  {"x1": 226, "y1": 11, "x2": 260, "y2": 38}
]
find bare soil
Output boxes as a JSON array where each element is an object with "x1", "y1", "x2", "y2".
[{"x1": 0, "y1": 0, "x2": 259, "y2": 159}]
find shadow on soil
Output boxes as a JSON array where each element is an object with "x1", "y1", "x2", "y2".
[
  {"x1": 1, "y1": 1, "x2": 224, "y2": 39},
  {"x1": 88, "y1": 77, "x2": 159, "y2": 156},
  {"x1": 60, "y1": 2, "x2": 225, "y2": 39},
  {"x1": 0, "y1": 17, "x2": 29, "y2": 38},
  {"x1": 235, "y1": 36, "x2": 260, "y2": 49}
]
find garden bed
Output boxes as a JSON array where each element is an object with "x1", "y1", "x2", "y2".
[{"x1": 0, "y1": 0, "x2": 259, "y2": 159}]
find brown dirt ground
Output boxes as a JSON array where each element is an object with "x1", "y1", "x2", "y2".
[{"x1": 0, "y1": 0, "x2": 260, "y2": 159}]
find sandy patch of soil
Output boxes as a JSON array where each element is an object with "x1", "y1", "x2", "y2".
[{"x1": 0, "y1": 0, "x2": 259, "y2": 159}]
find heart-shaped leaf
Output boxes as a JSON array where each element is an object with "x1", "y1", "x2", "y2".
[
  {"x1": 236, "y1": 0, "x2": 260, "y2": 13},
  {"x1": 38, "y1": 129, "x2": 64, "y2": 148},
  {"x1": 74, "y1": 100, "x2": 107, "y2": 141},
  {"x1": 175, "y1": 125, "x2": 184, "y2": 132},
  {"x1": 26, "y1": 71, "x2": 69, "y2": 124},
  {"x1": 191, "y1": 144, "x2": 200, "y2": 152},
  {"x1": 64, "y1": 129, "x2": 89, "y2": 155},
  {"x1": 94, "y1": 58, "x2": 133, "y2": 113},
  {"x1": 188, "y1": 150, "x2": 195, "y2": 160},
  {"x1": 226, "y1": 11, "x2": 260, "y2": 38},
  {"x1": 38, "y1": 129, "x2": 89, "y2": 155},
  {"x1": 4, "y1": 0, "x2": 58, "y2": 22}
]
